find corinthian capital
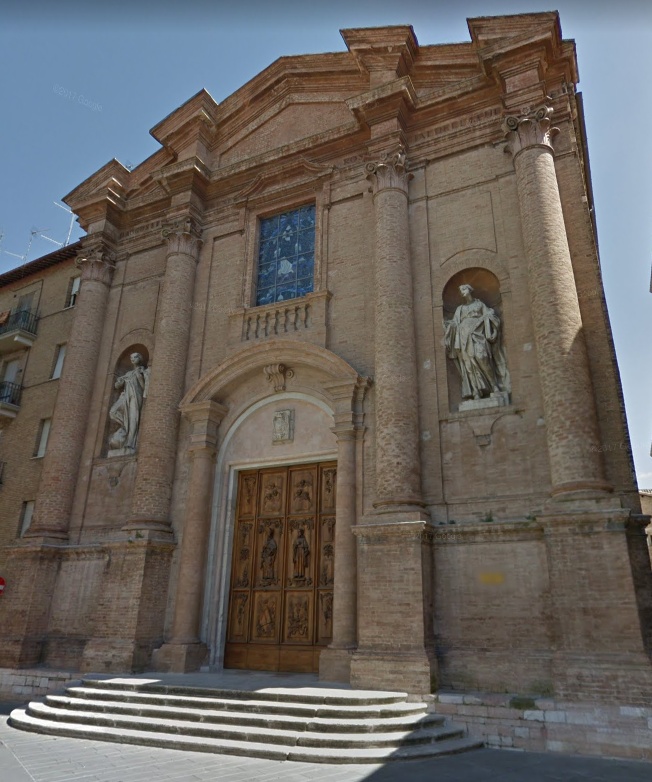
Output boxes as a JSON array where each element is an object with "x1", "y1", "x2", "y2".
[
  {"x1": 76, "y1": 239, "x2": 116, "y2": 286},
  {"x1": 162, "y1": 216, "x2": 203, "y2": 259},
  {"x1": 503, "y1": 105, "x2": 559, "y2": 158},
  {"x1": 365, "y1": 145, "x2": 412, "y2": 196}
]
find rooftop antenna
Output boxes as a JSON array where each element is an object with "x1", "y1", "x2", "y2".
[{"x1": 53, "y1": 201, "x2": 76, "y2": 246}]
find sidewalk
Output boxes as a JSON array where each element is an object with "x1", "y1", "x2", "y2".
[{"x1": 2, "y1": 701, "x2": 651, "y2": 782}]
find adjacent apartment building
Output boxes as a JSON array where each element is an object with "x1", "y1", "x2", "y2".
[{"x1": 1, "y1": 12, "x2": 650, "y2": 719}]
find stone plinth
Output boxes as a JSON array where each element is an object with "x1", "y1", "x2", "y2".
[{"x1": 351, "y1": 516, "x2": 437, "y2": 693}]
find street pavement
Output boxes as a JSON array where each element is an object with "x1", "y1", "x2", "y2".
[{"x1": 2, "y1": 701, "x2": 651, "y2": 782}]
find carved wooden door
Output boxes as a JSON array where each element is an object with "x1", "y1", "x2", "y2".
[{"x1": 225, "y1": 461, "x2": 336, "y2": 672}]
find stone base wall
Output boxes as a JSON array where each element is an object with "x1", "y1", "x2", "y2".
[
  {"x1": 0, "y1": 668, "x2": 78, "y2": 702},
  {"x1": 434, "y1": 691, "x2": 652, "y2": 761}
]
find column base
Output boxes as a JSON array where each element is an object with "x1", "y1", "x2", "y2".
[
  {"x1": 151, "y1": 642, "x2": 208, "y2": 673},
  {"x1": 548, "y1": 479, "x2": 615, "y2": 503},
  {"x1": 81, "y1": 639, "x2": 145, "y2": 673},
  {"x1": 121, "y1": 520, "x2": 175, "y2": 541},
  {"x1": 318, "y1": 646, "x2": 354, "y2": 684},
  {"x1": 351, "y1": 649, "x2": 438, "y2": 694}
]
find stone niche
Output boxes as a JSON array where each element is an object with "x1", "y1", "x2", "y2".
[
  {"x1": 442, "y1": 268, "x2": 510, "y2": 413},
  {"x1": 103, "y1": 344, "x2": 150, "y2": 458}
]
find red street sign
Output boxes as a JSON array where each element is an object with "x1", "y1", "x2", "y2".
[{"x1": 0, "y1": 577, "x2": 5, "y2": 596}]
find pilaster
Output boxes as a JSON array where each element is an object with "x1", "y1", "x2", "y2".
[
  {"x1": 152, "y1": 400, "x2": 227, "y2": 673},
  {"x1": 319, "y1": 377, "x2": 370, "y2": 683}
]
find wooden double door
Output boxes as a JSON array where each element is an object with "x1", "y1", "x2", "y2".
[{"x1": 224, "y1": 461, "x2": 337, "y2": 672}]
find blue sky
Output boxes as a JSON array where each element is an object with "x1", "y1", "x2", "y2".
[{"x1": 1, "y1": 0, "x2": 651, "y2": 485}]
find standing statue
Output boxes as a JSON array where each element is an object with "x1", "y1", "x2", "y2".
[
  {"x1": 261, "y1": 528, "x2": 278, "y2": 583},
  {"x1": 293, "y1": 528, "x2": 310, "y2": 579},
  {"x1": 108, "y1": 352, "x2": 149, "y2": 453},
  {"x1": 444, "y1": 284, "x2": 510, "y2": 401}
]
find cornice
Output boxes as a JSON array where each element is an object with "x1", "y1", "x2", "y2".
[{"x1": 151, "y1": 156, "x2": 211, "y2": 195}]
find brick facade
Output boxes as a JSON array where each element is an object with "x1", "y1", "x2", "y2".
[{"x1": 0, "y1": 12, "x2": 650, "y2": 760}]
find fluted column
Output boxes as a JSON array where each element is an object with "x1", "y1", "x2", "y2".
[
  {"x1": 152, "y1": 400, "x2": 226, "y2": 672},
  {"x1": 126, "y1": 218, "x2": 202, "y2": 533},
  {"x1": 319, "y1": 377, "x2": 370, "y2": 683},
  {"x1": 504, "y1": 106, "x2": 609, "y2": 499},
  {"x1": 27, "y1": 239, "x2": 115, "y2": 540},
  {"x1": 365, "y1": 147, "x2": 423, "y2": 511}
]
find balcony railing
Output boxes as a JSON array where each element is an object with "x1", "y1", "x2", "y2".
[
  {"x1": 0, "y1": 380, "x2": 22, "y2": 410},
  {"x1": 0, "y1": 309, "x2": 39, "y2": 353},
  {"x1": 0, "y1": 309, "x2": 38, "y2": 337}
]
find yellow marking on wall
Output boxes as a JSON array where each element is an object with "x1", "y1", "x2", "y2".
[{"x1": 478, "y1": 572, "x2": 505, "y2": 585}]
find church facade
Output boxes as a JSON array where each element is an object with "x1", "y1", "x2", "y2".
[{"x1": 1, "y1": 12, "x2": 651, "y2": 712}]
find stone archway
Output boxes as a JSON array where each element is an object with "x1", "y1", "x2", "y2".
[{"x1": 152, "y1": 340, "x2": 370, "y2": 680}]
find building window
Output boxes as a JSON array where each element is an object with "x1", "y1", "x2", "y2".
[
  {"x1": 65, "y1": 276, "x2": 81, "y2": 308},
  {"x1": 255, "y1": 204, "x2": 315, "y2": 306},
  {"x1": 34, "y1": 418, "x2": 52, "y2": 458},
  {"x1": 51, "y1": 344, "x2": 66, "y2": 379},
  {"x1": 19, "y1": 500, "x2": 35, "y2": 536}
]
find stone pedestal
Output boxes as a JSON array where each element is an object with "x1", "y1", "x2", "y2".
[
  {"x1": 351, "y1": 518, "x2": 437, "y2": 693},
  {"x1": 151, "y1": 642, "x2": 208, "y2": 673},
  {"x1": 542, "y1": 510, "x2": 652, "y2": 702},
  {"x1": 79, "y1": 540, "x2": 174, "y2": 673}
]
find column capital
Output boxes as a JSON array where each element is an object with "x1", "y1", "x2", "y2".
[
  {"x1": 365, "y1": 145, "x2": 412, "y2": 196},
  {"x1": 503, "y1": 105, "x2": 559, "y2": 159},
  {"x1": 324, "y1": 376, "x2": 372, "y2": 434},
  {"x1": 162, "y1": 216, "x2": 203, "y2": 258},
  {"x1": 180, "y1": 399, "x2": 228, "y2": 452},
  {"x1": 75, "y1": 239, "x2": 116, "y2": 286}
]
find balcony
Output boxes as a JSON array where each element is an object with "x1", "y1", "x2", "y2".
[
  {"x1": 0, "y1": 309, "x2": 39, "y2": 354},
  {"x1": 0, "y1": 381, "x2": 22, "y2": 418}
]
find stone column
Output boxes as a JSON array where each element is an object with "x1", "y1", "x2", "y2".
[
  {"x1": 365, "y1": 147, "x2": 423, "y2": 511},
  {"x1": 503, "y1": 106, "x2": 609, "y2": 499},
  {"x1": 348, "y1": 148, "x2": 437, "y2": 694},
  {"x1": 152, "y1": 400, "x2": 226, "y2": 672},
  {"x1": 319, "y1": 377, "x2": 369, "y2": 683},
  {"x1": 27, "y1": 239, "x2": 115, "y2": 540},
  {"x1": 125, "y1": 217, "x2": 202, "y2": 534}
]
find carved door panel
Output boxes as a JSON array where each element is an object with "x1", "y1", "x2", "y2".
[{"x1": 225, "y1": 461, "x2": 336, "y2": 672}]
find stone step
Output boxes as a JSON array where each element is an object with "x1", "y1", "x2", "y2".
[
  {"x1": 46, "y1": 695, "x2": 443, "y2": 733},
  {"x1": 66, "y1": 686, "x2": 427, "y2": 718},
  {"x1": 80, "y1": 678, "x2": 407, "y2": 705},
  {"x1": 9, "y1": 708, "x2": 482, "y2": 764},
  {"x1": 24, "y1": 701, "x2": 461, "y2": 749}
]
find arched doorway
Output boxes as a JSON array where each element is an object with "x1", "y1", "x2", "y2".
[{"x1": 173, "y1": 340, "x2": 369, "y2": 676}]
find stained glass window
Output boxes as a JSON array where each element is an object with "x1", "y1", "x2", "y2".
[{"x1": 256, "y1": 204, "x2": 315, "y2": 306}]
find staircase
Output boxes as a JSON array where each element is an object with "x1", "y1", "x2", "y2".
[{"x1": 9, "y1": 677, "x2": 482, "y2": 763}]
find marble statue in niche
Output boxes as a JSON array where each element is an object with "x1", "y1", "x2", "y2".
[
  {"x1": 108, "y1": 352, "x2": 150, "y2": 456},
  {"x1": 444, "y1": 284, "x2": 510, "y2": 410}
]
